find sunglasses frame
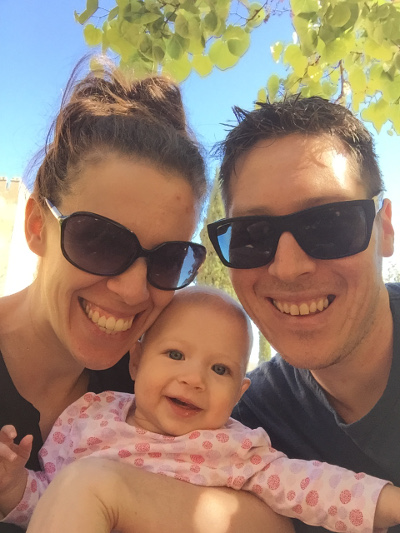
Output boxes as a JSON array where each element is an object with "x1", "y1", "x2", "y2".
[
  {"x1": 45, "y1": 199, "x2": 206, "y2": 290},
  {"x1": 207, "y1": 195, "x2": 384, "y2": 269}
]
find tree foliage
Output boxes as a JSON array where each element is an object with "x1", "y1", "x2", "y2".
[
  {"x1": 263, "y1": 0, "x2": 400, "y2": 134},
  {"x1": 385, "y1": 261, "x2": 400, "y2": 282},
  {"x1": 76, "y1": 0, "x2": 400, "y2": 133},
  {"x1": 259, "y1": 332, "x2": 272, "y2": 363},
  {"x1": 196, "y1": 173, "x2": 237, "y2": 299},
  {"x1": 197, "y1": 173, "x2": 272, "y2": 367},
  {"x1": 75, "y1": 0, "x2": 267, "y2": 82}
]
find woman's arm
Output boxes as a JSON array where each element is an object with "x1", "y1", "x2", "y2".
[{"x1": 27, "y1": 458, "x2": 294, "y2": 533}]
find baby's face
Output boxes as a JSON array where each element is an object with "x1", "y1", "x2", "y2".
[{"x1": 131, "y1": 300, "x2": 251, "y2": 436}]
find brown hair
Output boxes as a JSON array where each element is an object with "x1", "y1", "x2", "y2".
[
  {"x1": 216, "y1": 95, "x2": 384, "y2": 207},
  {"x1": 29, "y1": 57, "x2": 207, "y2": 206}
]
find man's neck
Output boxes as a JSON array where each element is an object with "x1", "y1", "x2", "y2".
[{"x1": 311, "y1": 300, "x2": 394, "y2": 425}]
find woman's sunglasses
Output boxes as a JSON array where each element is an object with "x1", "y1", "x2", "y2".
[
  {"x1": 45, "y1": 199, "x2": 206, "y2": 290},
  {"x1": 207, "y1": 195, "x2": 383, "y2": 269}
]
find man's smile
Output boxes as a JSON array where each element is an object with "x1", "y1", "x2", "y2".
[{"x1": 272, "y1": 295, "x2": 336, "y2": 316}]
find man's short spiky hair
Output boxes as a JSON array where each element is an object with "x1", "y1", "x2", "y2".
[{"x1": 216, "y1": 95, "x2": 383, "y2": 207}]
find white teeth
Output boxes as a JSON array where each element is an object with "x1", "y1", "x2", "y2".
[
  {"x1": 299, "y1": 303, "x2": 309, "y2": 316},
  {"x1": 273, "y1": 297, "x2": 331, "y2": 316},
  {"x1": 115, "y1": 318, "x2": 125, "y2": 332},
  {"x1": 82, "y1": 301, "x2": 134, "y2": 334},
  {"x1": 106, "y1": 317, "x2": 116, "y2": 330}
]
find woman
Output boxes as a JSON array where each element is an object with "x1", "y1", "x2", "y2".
[{"x1": 0, "y1": 58, "x2": 293, "y2": 533}]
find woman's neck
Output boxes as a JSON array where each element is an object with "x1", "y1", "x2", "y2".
[{"x1": 0, "y1": 286, "x2": 87, "y2": 406}]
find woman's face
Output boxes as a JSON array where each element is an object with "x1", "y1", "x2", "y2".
[{"x1": 36, "y1": 153, "x2": 200, "y2": 370}]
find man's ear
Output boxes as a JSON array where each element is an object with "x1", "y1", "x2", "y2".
[
  {"x1": 129, "y1": 340, "x2": 143, "y2": 381},
  {"x1": 25, "y1": 196, "x2": 47, "y2": 257},
  {"x1": 379, "y1": 199, "x2": 394, "y2": 258}
]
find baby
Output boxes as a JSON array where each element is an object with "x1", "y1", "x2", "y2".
[{"x1": 0, "y1": 286, "x2": 399, "y2": 532}]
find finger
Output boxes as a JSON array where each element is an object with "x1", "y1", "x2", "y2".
[
  {"x1": 0, "y1": 425, "x2": 17, "y2": 440},
  {"x1": 0, "y1": 441, "x2": 18, "y2": 462},
  {"x1": 18, "y1": 435, "x2": 34, "y2": 459}
]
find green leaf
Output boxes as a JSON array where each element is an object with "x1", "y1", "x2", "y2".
[
  {"x1": 270, "y1": 41, "x2": 283, "y2": 62},
  {"x1": 361, "y1": 98, "x2": 390, "y2": 133},
  {"x1": 162, "y1": 55, "x2": 192, "y2": 82},
  {"x1": 108, "y1": 6, "x2": 119, "y2": 21},
  {"x1": 175, "y1": 13, "x2": 190, "y2": 38},
  {"x1": 75, "y1": 0, "x2": 99, "y2": 24},
  {"x1": 283, "y1": 44, "x2": 308, "y2": 77},
  {"x1": 192, "y1": 54, "x2": 213, "y2": 76},
  {"x1": 139, "y1": 12, "x2": 163, "y2": 24},
  {"x1": 348, "y1": 66, "x2": 367, "y2": 93},
  {"x1": 139, "y1": 34, "x2": 153, "y2": 60},
  {"x1": 153, "y1": 43, "x2": 166, "y2": 62},
  {"x1": 225, "y1": 27, "x2": 250, "y2": 57},
  {"x1": 204, "y1": 10, "x2": 218, "y2": 32},
  {"x1": 256, "y1": 87, "x2": 267, "y2": 104},
  {"x1": 364, "y1": 38, "x2": 394, "y2": 62},
  {"x1": 394, "y1": 52, "x2": 400, "y2": 71},
  {"x1": 327, "y1": 4, "x2": 351, "y2": 27},
  {"x1": 388, "y1": 103, "x2": 400, "y2": 134},
  {"x1": 267, "y1": 74, "x2": 280, "y2": 101},
  {"x1": 121, "y1": 21, "x2": 142, "y2": 46},
  {"x1": 83, "y1": 23, "x2": 103, "y2": 46},
  {"x1": 381, "y1": 74, "x2": 400, "y2": 104},
  {"x1": 321, "y1": 38, "x2": 348, "y2": 64},
  {"x1": 291, "y1": 0, "x2": 319, "y2": 16},
  {"x1": 209, "y1": 39, "x2": 240, "y2": 69},
  {"x1": 247, "y1": 3, "x2": 266, "y2": 28},
  {"x1": 167, "y1": 34, "x2": 184, "y2": 60},
  {"x1": 307, "y1": 64, "x2": 323, "y2": 82}
]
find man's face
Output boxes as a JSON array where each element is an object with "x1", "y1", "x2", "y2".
[{"x1": 228, "y1": 134, "x2": 393, "y2": 370}]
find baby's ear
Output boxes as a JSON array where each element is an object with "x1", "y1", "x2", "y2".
[
  {"x1": 239, "y1": 377, "x2": 251, "y2": 400},
  {"x1": 129, "y1": 340, "x2": 143, "y2": 381}
]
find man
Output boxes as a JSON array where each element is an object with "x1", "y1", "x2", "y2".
[{"x1": 207, "y1": 96, "x2": 399, "y2": 532}]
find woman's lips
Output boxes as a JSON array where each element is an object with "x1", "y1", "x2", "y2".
[{"x1": 81, "y1": 298, "x2": 135, "y2": 334}]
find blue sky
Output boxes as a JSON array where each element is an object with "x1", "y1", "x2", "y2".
[{"x1": 1, "y1": 0, "x2": 399, "y2": 268}]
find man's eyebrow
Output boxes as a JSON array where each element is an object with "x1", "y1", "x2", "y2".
[{"x1": 231, "y1": 196, "x2": 360, "y2": 217}]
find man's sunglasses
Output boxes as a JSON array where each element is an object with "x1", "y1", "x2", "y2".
[
  {"x1": 45, "y1": 199, "x2": 206, "y2": 290},
  {"x1": 207, "y1": 195, "x2": 383, "y2": 269}
]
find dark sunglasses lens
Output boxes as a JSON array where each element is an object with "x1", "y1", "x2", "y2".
[
  {"x1": 148, "y1": 243, "x2": 206, "y2": 290},
  {"x1": 298, "y1": 204, "x2": 369, "y2": 259},
  {"x1": 215, "y1": 220, "x2": 277, "y2": 268},
  {"x1": 62, "y1": 214, "x2": 138, "y2": 275}
]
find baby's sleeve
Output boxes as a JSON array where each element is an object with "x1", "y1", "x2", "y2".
[
  {"x1": 1, "y1": 394, "x2": 91, "y2": 529},
  {"x1": 2, "y1": 470, "x2": 50, "y2": 529},
  {"x1": 243, "y1": 453, "x2": 389, "y2": 533}
]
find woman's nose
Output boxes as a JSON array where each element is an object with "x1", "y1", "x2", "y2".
[{"x1": 106, "y1": 258, "x2": 151, "y2": 305}]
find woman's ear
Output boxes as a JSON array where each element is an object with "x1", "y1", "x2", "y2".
[
  {"x1": 379, "y1": 199, "x2": 394, "y2": 258},
  {"x1": 129, "y1": 340, "x2": 143, "y2": 381},
  {"x1": 25, "y1": 196, "x2": 47, "y2": 257}
]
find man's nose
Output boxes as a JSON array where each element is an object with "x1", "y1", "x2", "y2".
[{"x1": 267, "y1": 232, "x2": 317, "y2": 282}]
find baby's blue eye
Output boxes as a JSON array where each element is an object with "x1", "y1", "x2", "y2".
[
  {"x1": 212, "y1": 364, "x2": 228, "y2": 376},
  {"x1": 168, "y1": 350, "x2": 184, "y2": 361}
]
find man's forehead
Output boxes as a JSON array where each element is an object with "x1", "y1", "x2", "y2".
[{"x1": 227, "y1": 134, "x2": 365, "y2": 216}]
